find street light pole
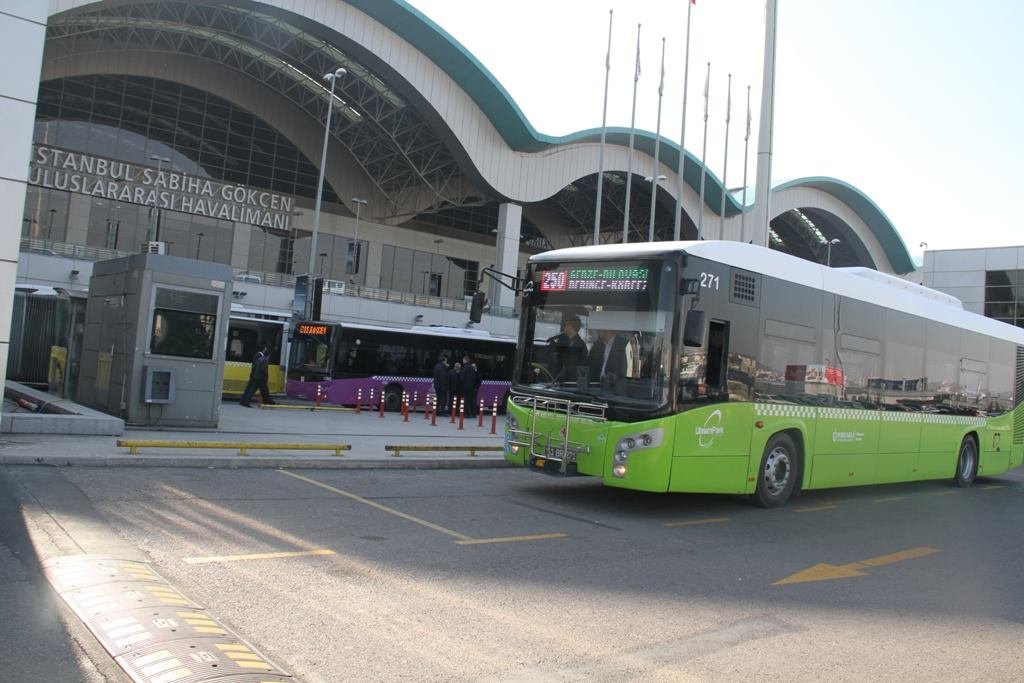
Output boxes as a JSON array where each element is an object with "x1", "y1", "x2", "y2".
[
  {"x1": 194, "y1": 232, "x2": 204, "y2": 259},
  {"x1": 350, "y1": 197, "x2": 367, "y2": 275},
  {"x1": 47, "y1": 208, "x2": 56, "y2": 241},
  {"x1": 309, "y1": 67, "x2": 347, "y2": 276},
  {"x1": 826, "y1": 238, "x2": 840, "y2": 267}
]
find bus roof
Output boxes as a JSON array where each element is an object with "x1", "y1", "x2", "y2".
[
  {"x1": 530, "y1": 240, "x2": 1024, "y2": 346},
  {"x1": 345, "y1": 321, "x2": 516, "y2": 343}
]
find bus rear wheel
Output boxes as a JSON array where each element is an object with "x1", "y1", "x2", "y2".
[
  {"x1": 954, "y1": 435, "x2": 978, "y2": 488},
  {"x1": 753, "y1": 433, "x2": 799, "y2": 508}
]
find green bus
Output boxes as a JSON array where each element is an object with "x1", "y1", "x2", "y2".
[{"x1": 504, "y1": 241, "x2": 1024, "y2": 507}]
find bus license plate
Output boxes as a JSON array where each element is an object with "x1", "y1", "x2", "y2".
[{"x1": 544, "y1": 446, "x2": 575, "y2": 460}]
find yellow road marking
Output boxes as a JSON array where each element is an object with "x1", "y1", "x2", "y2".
[
  {"x1": 663, "y1": 516, "x2": 730, "y2": 528},
  {"x1": 455, "y1": 533, "x2": 567, "y2": 545},
  {"x1": 774, "y1": 546, "x2": 941, "y2": 586},
  {"x1": 279, "y1": 470, "x2": 473, "y2": 541},
  {"x1": 872, "y1": 496, "x2": 906, "y2": 503},
  {"x1": 792, "y1": 504, "x2": 837, "y2": 513},
  {"x1": 183, "y1": 549, "x2": 335, "y2": 565}
]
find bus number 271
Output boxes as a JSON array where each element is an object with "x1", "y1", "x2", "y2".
[{"x1": 700, "y1": 272, "x2": 720, "y2": 290}]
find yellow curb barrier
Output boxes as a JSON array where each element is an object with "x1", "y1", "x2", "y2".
[
  {"x1": 384, "y1": 445, "x2": 503, "y2": 458},
  {"x1": 116, "y1": 440, "x2": 351, "y2": 456},
  {"x1": 257, "y1": 404, "x2": 355, "y2": 412}
]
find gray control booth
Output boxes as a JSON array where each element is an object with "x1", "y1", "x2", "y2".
[{"x1": 77, "y1": 254, "x2": 232, "y2": 427}]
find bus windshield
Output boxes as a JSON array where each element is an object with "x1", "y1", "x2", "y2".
[
  {"x1": 289, "y1": 322, "x2": 336, "y2": 378},
  {"x1": 516, "y1": 258, "x2": 677, "y2": 411}
]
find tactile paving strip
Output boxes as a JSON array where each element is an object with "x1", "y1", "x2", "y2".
[{"x1": 41, "y1": 555, "x2": 292, "y2": 682}]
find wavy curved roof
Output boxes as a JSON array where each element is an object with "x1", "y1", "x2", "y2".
[{"x1": 350, "y1": 0, "x2": 914, "y2": 274}]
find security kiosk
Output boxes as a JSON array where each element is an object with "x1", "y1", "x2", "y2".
[{"x1": 77, "y1": 253, "x2": 232, "y2": 427}]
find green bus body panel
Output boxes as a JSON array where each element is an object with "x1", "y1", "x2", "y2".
[{"x1": 506, "y1": 399, "x2": 1024, "y2": 496}]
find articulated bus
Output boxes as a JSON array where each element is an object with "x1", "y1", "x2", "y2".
[
  {"x1": 223, "y1": 306, "x2": 288, "y2": 397},
  {"x1": 287, "y1": 321, "x2": 516, "y2": 411},
  {"x1": 505, "y1": 241, "x2": 1024, "y2": 507}
]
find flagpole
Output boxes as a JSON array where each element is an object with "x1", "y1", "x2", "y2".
[
  {"x1": 719, "y1": 73, "x2": 732, "y2": 239},
  {"x1": 593, "y1": 9, "x2": 613, "y2": 246},
  {"x1": 648, "y1": 36, "x2": 666, "y2": 242},
  {"x1": 697, "y1": 61, "x2": 710, "y2": 240},
  {"x1": 673, "y1": 0, "x2": 693, "y2": 242},
  {"x1": 740, "y1": 85, "x2": 751, "y2": 243},
  {"x1": 752, "y1": 0, "x2": 778, "y2": 248},
  {"x1": 622, "y1": 23, "x2": 641, "y2": 244}
]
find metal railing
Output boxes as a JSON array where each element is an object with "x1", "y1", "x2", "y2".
[{"x1": 19, "y1": 238, "x2": 519, "y2": 318}]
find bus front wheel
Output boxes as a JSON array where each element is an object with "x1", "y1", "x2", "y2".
[
  {"x1": 753, "y1": 433, "x2": 799, "y2": 508},
  {"x1": 954, "y1": 435, "x2": 978, "y2": 488},
  {"x1": 383, "y1": 384, "x2": 404, "y2": 412}
]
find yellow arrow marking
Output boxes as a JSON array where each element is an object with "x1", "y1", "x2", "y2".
[{"x1": 773, "y1": 546, "x2": 941, "y2": 586}]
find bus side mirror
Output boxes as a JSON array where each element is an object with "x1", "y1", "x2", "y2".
[
  {"x1": 469, "y1": 291, "x2": 487, "y2": 323},
  {"x1": 683, "y1": 309, "x2": 705, "y2": 347}
]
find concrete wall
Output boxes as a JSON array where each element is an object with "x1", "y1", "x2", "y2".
[{"x1": 0, "y1": 2, "x2": 47, "y2": 423}]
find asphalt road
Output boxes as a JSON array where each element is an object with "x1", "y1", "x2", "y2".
[{"x1": 3, "y1": 463, "x2": 1024, "y2": 681}]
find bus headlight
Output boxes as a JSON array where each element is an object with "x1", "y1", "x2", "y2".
[
  {"x1": 612, "y1": 464, "x2": 627, "y2": 477},
  {"x1": 507, "y1": 415, "x2": 519, "y2": 431},
  {"x1": 614, "y1": 449, "x2": 629, "y2": 464}
]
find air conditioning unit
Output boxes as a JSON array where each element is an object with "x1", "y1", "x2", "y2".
[{"x1": 143, "y1": 241, "x2": 166, "y2": 255}]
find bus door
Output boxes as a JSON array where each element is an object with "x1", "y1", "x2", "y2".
[{"x1": 704, "y1": 320, "x2": 730, "y2": 399}]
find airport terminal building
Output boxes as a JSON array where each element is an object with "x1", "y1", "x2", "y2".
[{"x1": 1, "y1": 1, "x2": 918, "y2": 402}]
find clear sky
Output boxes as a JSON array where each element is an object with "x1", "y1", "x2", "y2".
[{"x1": 405, "y1": 0, "x2": 1024, "y2": 262}]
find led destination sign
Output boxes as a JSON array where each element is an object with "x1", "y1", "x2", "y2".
[
  {"x1": 539, "y1": 266, "x2": 651, "y2": 292},
  {"x1": 296, "y1": 323, "x2": 329, "y2": 336}
]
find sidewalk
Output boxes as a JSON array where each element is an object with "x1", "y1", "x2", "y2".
[{"x1": 0, "y1": 400, "x2": 509, "y2": 469}]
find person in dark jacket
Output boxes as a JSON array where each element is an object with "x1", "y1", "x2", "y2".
[
  {"x1": 432, "y1": 355, "x2": 449, "y2": 414},
  {"x1": 240, "y1": 345, "x2": 275, "y2": 407},
  {"x1": 588, "y1": 329, "x2": 629, "y2": 384},
  {"x1": 550, "y1": 316, "x2": 588, "y2": 384},
  {"x1": 447, "y1": 361, "x2": 462, "y2": 415},
  {"x1": 459, "y1": 354, "x2": 482, "y2": 416}
]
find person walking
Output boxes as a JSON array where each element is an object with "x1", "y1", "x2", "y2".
[
  {"x1": 460, "y1": 354, "x2": 481, "y2": 417},
  {"x1": 240, "y1": 345, "x2": 275, "y2": 407},
  {"x1": 432, "y1": 355, "x2": 449, "y2": 414}
]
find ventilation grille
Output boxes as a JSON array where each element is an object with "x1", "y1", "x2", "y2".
[
  {"x1": 731, "y1": 271, "x2": 759, "y2": 307},
  {"x1": 1015, "y1": 346, "x2": 1024, "y2": 444}
]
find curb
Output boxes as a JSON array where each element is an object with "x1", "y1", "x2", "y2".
[{"x1": 1, "y1": 455, "x2": 513, "y2": 469}]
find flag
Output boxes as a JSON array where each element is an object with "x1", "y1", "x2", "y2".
[
  {"x1": 703, "y1": 61, "x2": 710, "y2": 118},
  {"x1": 634, "y1": 24, "x2": 642, "y2": 81},
  {"x1": 658, "y1": 38, "x2": 665, "y2": 96},
  {"x1": 725, "y1": 74, "x2": 731, "y2": 124},
  {"x1": 745, "y1": 86, "x2": 752, "y2": 140}
]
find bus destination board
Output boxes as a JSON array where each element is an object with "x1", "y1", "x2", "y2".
[
  {"x1": 538, "y1": 266, "x2": 650, "y2": 293},
  {"x1": 296, "y1": 323, "x2": 329, "y2": 336}
]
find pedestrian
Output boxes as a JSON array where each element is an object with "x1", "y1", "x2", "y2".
[
  {"x1": 448, "y1": 361, "x2": 462, "y2": 415},
  {"x1": 240, "y1": 345, "x2": 276, "y2": 407},
  {"x1": 432, "y1": 355, "x2": 449, "y2": 413},
  {"x1": 460, "y1": 354, "x2": 481, "y2": 416}
]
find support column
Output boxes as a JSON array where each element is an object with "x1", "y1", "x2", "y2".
[
  {"x1": 493, "y1": 203, "x2": 522, "y2": 313},
  {"x1": 0, "y1": 5, "x2": 46, "y2": 430}
]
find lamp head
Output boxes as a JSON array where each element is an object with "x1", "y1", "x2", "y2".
[
  {"x1": 323, "y1": 67, "x2": 347, "y2": 81},
  {"x1": 829, "y1": 238, "x2": 840, "y2": 246}
]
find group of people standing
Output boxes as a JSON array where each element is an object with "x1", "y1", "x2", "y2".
[{"x1": 432, "y1": 354, "x2": 483, "y2": 416}]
